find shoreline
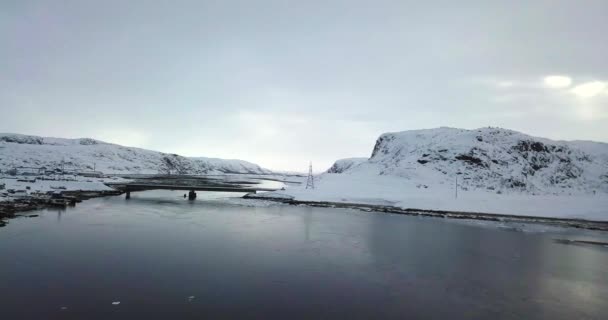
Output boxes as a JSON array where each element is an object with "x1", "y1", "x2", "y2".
[
  {"x1": 3, "y1": 188, "x2": 606, "y2": 232},
  {"x1": 243, "y1": 194, "x2": 608, "y2": 232},
  {"x1": 0, "y1": 190, "x2": 123, "y2": 227}
]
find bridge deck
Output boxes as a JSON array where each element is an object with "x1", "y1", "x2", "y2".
[{"x1": 106, "y1": 183, "x2": 278, "y2": 193}]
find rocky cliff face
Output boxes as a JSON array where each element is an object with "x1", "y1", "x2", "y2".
[
  {"x1": 335, "y1": 127, "x2": 608, "y2": 194},
  {"x1": 0, "y1": 133, "x2": 271, "y2": 175}
]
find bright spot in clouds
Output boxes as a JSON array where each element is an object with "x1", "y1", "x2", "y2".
[
  {"x1": 571, "y1": 81, "x2": 607, "y2": 98},
  {"x1": 543, "y1": 75, "x2": 572, "y2": 88}
]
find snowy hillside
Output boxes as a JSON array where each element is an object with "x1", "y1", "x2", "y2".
[
  {"x1": 335, "y1": 127, "x2": 608, "y2": 195},
  {"x1": 326, "y1": 158, "x2": 368, "y2": 173},
  {"x1": 258, "y1": 127, "x2": 608, "y2": 221},
  {"x1": 0, "y1": 133, "x2": 271, "y2": 175}
]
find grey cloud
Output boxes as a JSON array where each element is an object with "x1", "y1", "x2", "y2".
[{"x1": 1, "y1": 0, "x2": 607, "y2": 171}]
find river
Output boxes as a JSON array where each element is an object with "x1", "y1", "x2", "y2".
[{"x1": 1, "y1": 190, "x2": 607, "y2": 319}]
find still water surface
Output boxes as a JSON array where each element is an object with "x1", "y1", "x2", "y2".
[{"x1": 1, "y1": 190, "x2": 607, "y2": 319}]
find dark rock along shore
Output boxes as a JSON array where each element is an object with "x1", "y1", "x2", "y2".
[{"x1": 0, "y1": 190, "x2": 123, "y2": 227}]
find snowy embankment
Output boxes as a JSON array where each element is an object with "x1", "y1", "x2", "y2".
[
  {"x1": 257, "y1": 127, "x2": 608, "y2": 222},
  {"x1": 0, "y1": 176, "x2": 129, "y2": 204},
  {"x1": 1, "y1": 177, "x2": 114, "y2": 193},
  {"x1": 0, "y1": 176, "x2": 126, "y2": 222},
  {"x1": 258, "y1": 173, "x2": 608, "y2": 221}
]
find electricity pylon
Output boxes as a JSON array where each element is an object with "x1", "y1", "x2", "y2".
[{"x1": 305, "y1": 162, "x2": 315, "y2": 189}]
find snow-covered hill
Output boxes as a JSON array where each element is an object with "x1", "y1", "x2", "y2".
[
  {"x1": 258, "y1": 127, "x2": 608, "y2": 221},
  {"x1": 0, "y1": 133, "x2": 271, "y2": 175},
  {"x1": 332, "y1": 127, "x2": 608, "y2": 195}
]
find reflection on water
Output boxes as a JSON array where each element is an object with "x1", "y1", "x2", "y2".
[{"x1": 1, "y1": 190, "x2": 607, "y2": 319}]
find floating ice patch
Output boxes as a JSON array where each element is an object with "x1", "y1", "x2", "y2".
[
  {"x1": 188, "y1": 296, "x2": 195, "y2": 302},
  {"x1": 112, "y1": 301, "x2": 120, "y2": 305},
  {"x1": 60, "y1": 307, "x2": 68, "y2": 310}
]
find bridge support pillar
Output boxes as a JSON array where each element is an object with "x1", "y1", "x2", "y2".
[
  {"x1": 125, "y1": 190, "x2": 131, "y2": 199},
  {"x1": 188, "y1": 189, "x2": 197, "y2": 200}
]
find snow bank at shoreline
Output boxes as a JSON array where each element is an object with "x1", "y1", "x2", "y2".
[
  {"x1": 0, "y1": 176, "x2": 118, "y2": 192},
  {"x1": 256, "y1": 172, "x2": 608, "y2": 221}
]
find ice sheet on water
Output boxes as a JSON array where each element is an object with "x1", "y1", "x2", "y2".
[{"x1": 444, "y1": 218, "x2": 573, "y2": 234}]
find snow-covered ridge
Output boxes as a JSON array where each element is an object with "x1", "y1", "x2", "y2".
[
  {"x1": 0, "y1": 133, "x2": 105, "y2": 146},
  {"x1": 326, "y1": 158, "x2": 368, "y2": 173},
  {"x1": 343, "y1": 127, "x2": 608, "y2": 195},
  {"x1": 0, "y1": 133, "x2": 271, "y2": 175}
]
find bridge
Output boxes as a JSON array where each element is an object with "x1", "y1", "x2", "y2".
[{"x1": 105, "y1": 182, "x2": 280, "y2": 200}]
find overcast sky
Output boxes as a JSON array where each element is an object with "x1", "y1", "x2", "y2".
[{"x1": 1, "y1": 1, "x2": 607, "y2": 171}]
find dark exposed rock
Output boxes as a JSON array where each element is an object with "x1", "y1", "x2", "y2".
[
  {"x1": 78, "y1": 138, "x2": 99, "y2": 145},
  {"x1": 513, "y1": 140, "x2": 548, "y2": 153},
  {"x1": 503, "y1": 178, "x2": 526, "y2": 188},
  {"x1": 0, "y1": 135, "x2": 44, "y2": 145},
  {"x1": 371, "y1": 135, "x2": 395, "y2": 158},
  {"x1": 159, "y1": 154, "x2": 194, "y2": 175},
  {"x1": 455, "y1": 154, "x2": 484, "y2": 166}
]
